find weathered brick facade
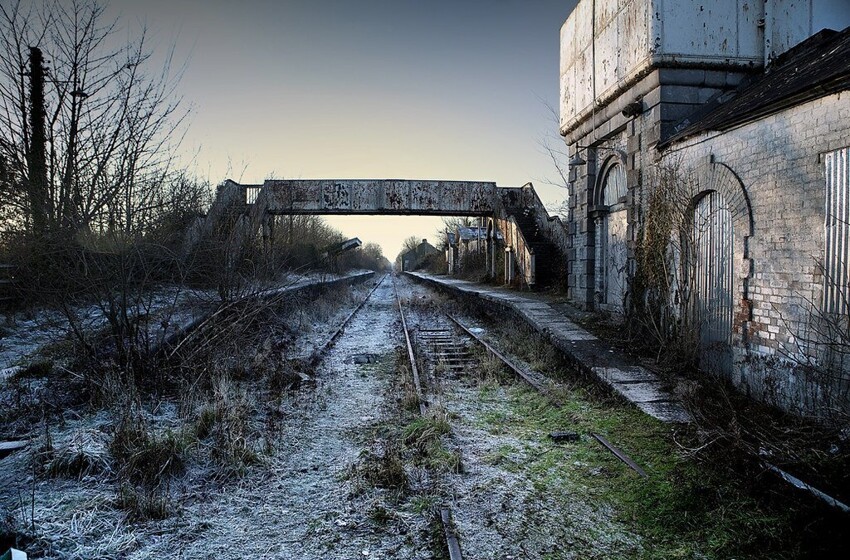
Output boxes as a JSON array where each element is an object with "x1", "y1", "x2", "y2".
[
  {"x1": 663, "y1": 93, "x2": 850, "y2": 413},
  {"x1": 560, "y1": 0, "x2": 850, "y2": 416}
]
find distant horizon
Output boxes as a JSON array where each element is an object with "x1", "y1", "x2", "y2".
[{"x1": 96, "y1": 0, "x2": 578, "y2": 260}]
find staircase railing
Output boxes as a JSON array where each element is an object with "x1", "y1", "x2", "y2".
[{"x1": 519, "y1": 183, "x2": 570, "y2": 254}]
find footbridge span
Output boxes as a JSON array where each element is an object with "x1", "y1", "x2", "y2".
[
  {"x1": 246, "y1": 179, "x2": 498, "y2": 216},
  {"x1": 186, "y1": 179, "x2": 569, "y2": 288}
]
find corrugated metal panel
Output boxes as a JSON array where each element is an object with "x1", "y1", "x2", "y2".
[
  {"x1": 693, "y1": 191, "x2": 733, "y2": 348},
  {"x1": 825, "y1": 147, "x2": 850, "y2": 315},
  {"x1": 604, "y1": 209, "x2": 629, "y2": 312}
]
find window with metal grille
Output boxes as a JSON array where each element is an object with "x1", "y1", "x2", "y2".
[{"x1": 824, "y1": 147, "x2": 850, "y2": 315}]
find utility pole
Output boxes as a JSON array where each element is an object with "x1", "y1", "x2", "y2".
[{"x1": 25, "y1": 47, "x2": 50, "y2": 236}]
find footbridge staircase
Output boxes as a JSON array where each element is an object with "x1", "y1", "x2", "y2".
[{"x1": 497, "y1": 183, "x2": 569, "y2": 289}]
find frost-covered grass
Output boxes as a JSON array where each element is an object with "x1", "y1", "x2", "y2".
[
  {"x1": 495, "y1": 384, "x2": 778, "y2": 559},
  {"x1": 0, "y1": 276, "x2": 384, "y2": 559},
  {"x1": 478, "y1": 322, "x2": 837, "y2": 559}
]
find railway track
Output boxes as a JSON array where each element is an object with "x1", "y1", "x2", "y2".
[
  {"x1": 392, "y1": 277, "x2": 653, "y2": 557},
  {"x1": 307, "y1": 273, "x2": 388, "y2": 366},
  {"x1": 393, "y1": 278, "x2": 471, "y2": 560}
]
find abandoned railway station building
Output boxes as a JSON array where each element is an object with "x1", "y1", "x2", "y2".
[{"x1": 560, "y1": 0, "x2": 850, "y2": 417}]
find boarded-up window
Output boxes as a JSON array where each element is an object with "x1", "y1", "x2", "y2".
[
  {"x1": 693, "y1": 192, "x2": 734, "y2": 338},
  {"x1": 246, "y1": 186, "x2": 261, "y2": 205},
  {"x1": 825, "y1": 147, "x2": 850, "y2": 315},
  {"x1": 602, "y1": 163, "x2": 627, "y2": 206}
]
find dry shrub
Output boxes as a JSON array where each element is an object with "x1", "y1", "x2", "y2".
[
  {"x1": 115, "y1": 484, "x2": 171, "y2": 521},
  {"x1": 355, "y1": 440, "x2": 408, "y2": 494},
  {"x1": 456, "y1": 250, "x2": 487, "y2": 281},
  {"x1": 106, "y1": 404, "x2": 186, "y2": 520},
  {"x1": 498, "y1": 323, "x2": 561, "y2": 374},
  {"x1": 474, "y1": 351, "x2": 508, "y2": 383},
  {"x1": 249, "y1": 335, "x2": 303, "y2": 395},
  {"x1": 206, "y1": 373, "x2": 260, "y2": 476},
  {"x1": 402, "y1": 413, "x2": 451, "y2": 453},
  {"x1": 193, "y1": 405, "x2": 217, "y2": 440},
  {"x1": 44, "y1": 429, "x2": 111, "y2": 479},
  {"x1": 402, "y1": 411, "x2": 462, "y2": 474},
  {"x1": 109, "y1": 411, "x2": 185, "y2": 485},
  {"x1": 629, "y1": 161, "x2": 700, "y2": 369},
  {"x1": 86, "y1": 364, "x2": 138, "y2": 410},
  {"x1": 396, "y1": 361, "x2": 421, "y2": 412}
]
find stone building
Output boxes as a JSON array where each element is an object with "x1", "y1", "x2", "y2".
[
  {"x1": 560, "y1": 0, "x2": 850, "y2": 416},
  {"x1": 400, "y1": 239, "x2": 439, "y2": 272}
]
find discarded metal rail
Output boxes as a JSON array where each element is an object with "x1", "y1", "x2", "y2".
[
  {"x1": 447, "y1": 314, "x2": 562, "y2": 408},
  {"x1": 763, "y1": 461, "x2": 850, "y2": 513},
  {"x1": 308, "y1": 274, "x2": 387, "y2": 366},
  {"x1": 450, "y1": 298, "x2": 850, "y2": 511},
  {"x1": 440, "y1": 508, "x2": 464, "y2": 560},
  {"x1": 590, "y1": 433, "x2": 648, "y2": 479},
  {"x1": 0, "y1": 440, "x2": 28, "y2": 460}
]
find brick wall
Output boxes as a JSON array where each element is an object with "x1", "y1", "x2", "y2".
[{"x1": 660, "y1": 91, "x2": 850, "y2": 414}]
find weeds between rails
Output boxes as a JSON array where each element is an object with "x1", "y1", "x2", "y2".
[{"x1": 393, "y1": 279, "x2": 466, "y2": 559}]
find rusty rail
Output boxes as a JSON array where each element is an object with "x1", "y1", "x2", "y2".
[
  {"x1": 450, "y1": 315, "x2": 648, "y2": 479},
  {"x1": 590, "y1": 433, "x2": 648, "y2": 478},
  {"x1": 447, "y1": 315, "x2": 562, "y2": 408},
  {"x1": 392, "y1": 276, "x2": 427, "y2": 415},
  {"x1": 440, "y1": 508, "x2": 464, "y2": 560},
  {"x1": 394, "y1": 276, "x2": 464, "y2": 559}
]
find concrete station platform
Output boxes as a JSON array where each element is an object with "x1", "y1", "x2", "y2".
[{"x1": 406, "y1": 272, "x2": 691, "y2": 424}]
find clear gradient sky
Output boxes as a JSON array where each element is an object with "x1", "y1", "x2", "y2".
[{"x1": 103, "y1": 0, "x2": 579, "y2": 260}]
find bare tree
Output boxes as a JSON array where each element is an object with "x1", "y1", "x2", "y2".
[
  {"x1": 0, "y1": 0, "x2": 190, "y2": 238},
  {"x1": 628, "y1": 159, "x2": 701, "y2": 368},
  {"x1": 353, "y1": 242, "x2": 389, "y2": 271},
  {"x1": 537, "y1": 99, "x2": 571, "y2": 191}
]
